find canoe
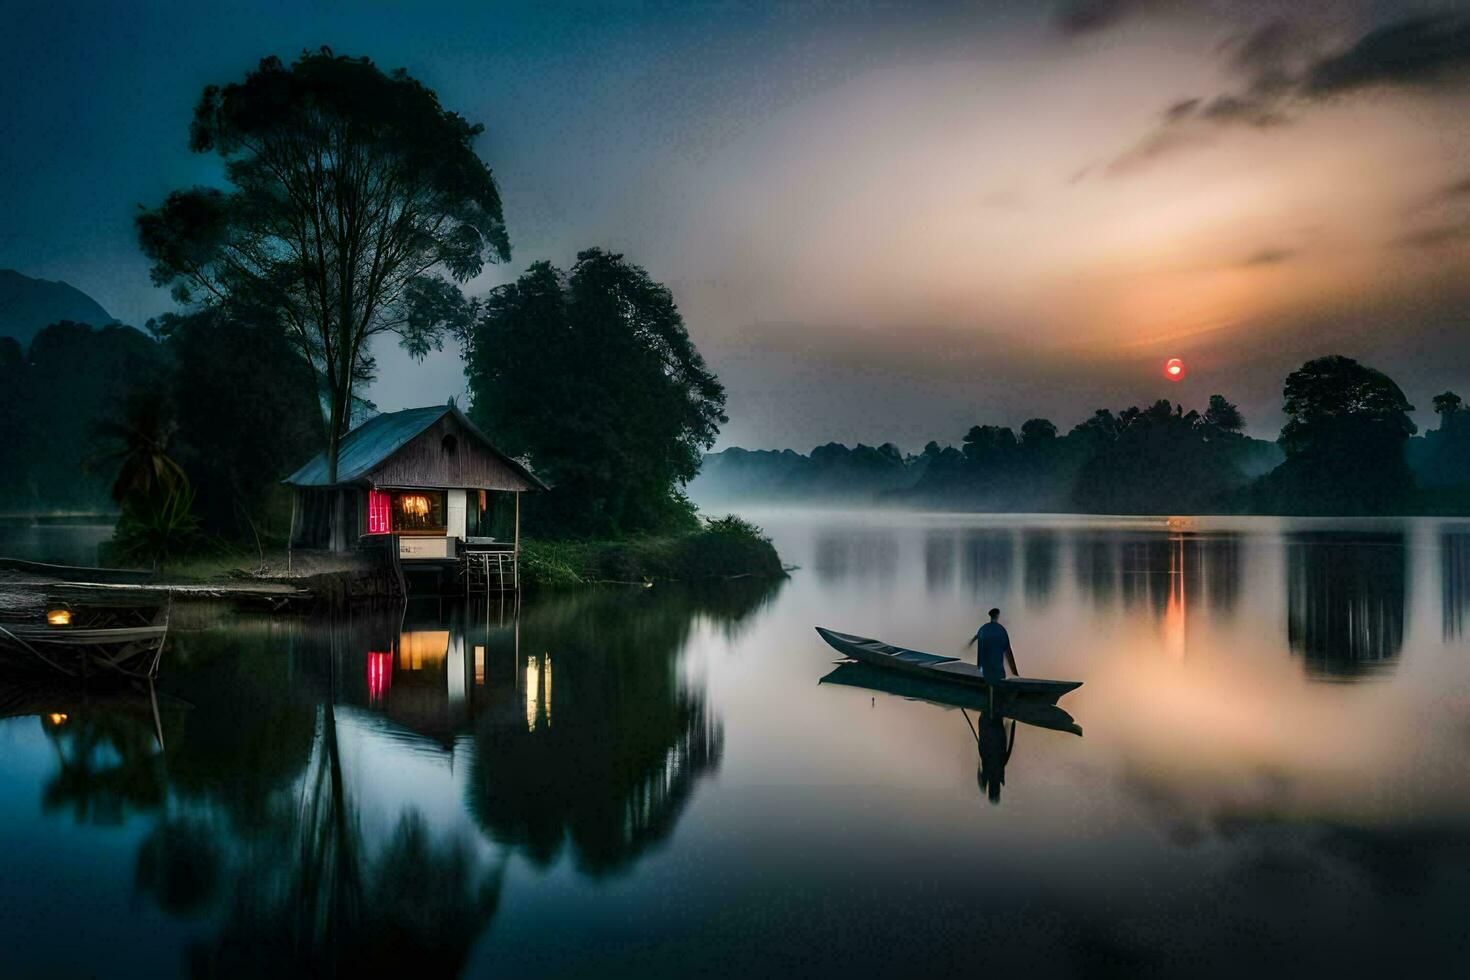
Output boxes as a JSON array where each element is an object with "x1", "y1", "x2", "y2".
[
  {"x1": 819, "y1": 662, "x2": 1082, "y2": 736},
  {"x1": 815, "y1": 627, "x2": 1082, "y2": 702}
]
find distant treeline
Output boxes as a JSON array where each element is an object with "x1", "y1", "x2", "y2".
[
  {"x1": 0, "y1": 316, "x2": 322, "y2": 541},
  {"x1": 691, "y1": 356, "x2": 1470, "y2": 516}
]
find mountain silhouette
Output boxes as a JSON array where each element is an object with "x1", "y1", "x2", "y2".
[{"x1": 0, "y1": 269, "x2": 115, "y2": 346}]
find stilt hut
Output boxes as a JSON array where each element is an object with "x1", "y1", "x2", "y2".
[{"x1": 284, "y1": 405, "x2": 545, "y2": 589}]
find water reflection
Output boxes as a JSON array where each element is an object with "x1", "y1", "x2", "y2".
[
  {"x1": 820, "y1": 662, "x2": 1081, "y2": 807},
  {"x1": 0, "y1": 679, "x2": 171, "y2": 825},
  {"x1": 924, "y1": 530, "x2": 956, "y2": 591},
  {"x1": 1286, "y1": 531, "x2": 1407, "y2": 680},
  {"x1": 1441, "y1": 526, "x2": 1470, "y2": 639},
  {"x1": 1022, "y1": 530, "x2": 1058, "y2": 606},
  {"x1": 1072, "y1": 532, "x2": 1117, "y2": 604},
  {"x1": 814, "y1": 529, "x2": 898, "y2": 584},
  {"x1": 9, "y1": 513, "x2": 1470, "y2": 975},
  {"x1": 466, "y1": 584, "x2": 774, "y2": 876},
  {"x1": 1074, "y1": 531, "x2": 1243, "y2": 626},
  {"x1": 960, "y1": 529, "x2": 1014, "y2": 597},
  {"x1": 0, "y1": 578, "x2": 781, "y2": 976}
]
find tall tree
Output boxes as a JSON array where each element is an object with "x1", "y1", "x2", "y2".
[
  {"x1": 465, "y1": 250, "x2": 726, "y2": 535},
  {"x1": 1255, "y1": 355, "x2": 1417, "y2": 514},
  {"x1": 1433, "y1": 390, "x2": 1464, "y2": 426},
  {"x1": 137, "y1": 49, "x2": 509, "y2": 483},
  {"x1": 1279, "y1": 355, "x2": 1416, "y2": 456}
]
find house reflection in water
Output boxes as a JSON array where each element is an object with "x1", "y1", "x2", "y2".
[
  {"x1": 325, "y1": 583, "x2": 775, "y2": 875},
  {"x1": 351, "y1": 600, "x2": 526, "y2": 745}
]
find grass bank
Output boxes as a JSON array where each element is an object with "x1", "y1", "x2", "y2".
[{"x1": 521, "y1": 515, "x2": 785, "y2": 589}]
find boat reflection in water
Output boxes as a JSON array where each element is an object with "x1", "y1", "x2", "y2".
[{"x1": 819, "y1": 661, "x2": 1081, "y2": 806}]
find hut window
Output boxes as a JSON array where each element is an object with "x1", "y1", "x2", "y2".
[
  {"x1": 391, "y1": 491, "x2": 447, "y2": 534},
  {"x1": 366, "y1": 490, "x2": 392, "y2": 534},
  {"x1": 442, "y1": 434, "x2": 458, "y2": 454}
]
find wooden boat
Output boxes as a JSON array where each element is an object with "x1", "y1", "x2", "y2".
[
  {"x1": 819, "y1": 662, "x2": 1082, "y2": 736},
  {"x1": 0, "y1": 600, "x2": 169, "y2": 680},
  {"x1": 815, "y1": 627, "x2": 1082, "y2": 702}
]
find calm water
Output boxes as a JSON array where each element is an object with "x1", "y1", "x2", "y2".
[
  {"x1": 0, "y1": 520, "x2": 114, "y2": 566},
  {"x1": 3, "y1": 511, "x2": 1469, "y2": 977}
]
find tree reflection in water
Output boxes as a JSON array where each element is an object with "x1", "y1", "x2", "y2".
[
  {"x1": 814, "y1": 529, "x2": 898, "y2": 584},
  {"x1": 5, "y1": 576, "x2": 780, "y2": 975},
  {"x1": 468, "y1": 579, "x2": 780, "y2": 876},
  {"x1": 1287, "y1": 531, "x2": 1407, "y2": 680},
  {"x1": 1441, "y1": 526, "x2": 1470, "y2": 640},
  {"x1": 1072, "y1": 530, "x2": 1243, "y2": 624},
  {"x1": 22, "y1": 684, "x2": 172, "y2": 825},
  {"x1": 1022, "y1": 530, "x2": 1058, "y2": 606}
]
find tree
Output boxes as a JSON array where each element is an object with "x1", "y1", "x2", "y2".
[
  {"x1": 0, "y1": 322, "x2": 168, "y2": 513},
  {"x1": 152, "y1": 309, "x2": 326, "y2": 541},
  {"x1": 962, "y1": 425, "x2": 1018, "y2": 463},
  {"x1": 465, "y1": 250, "x2": 726, "y2": 535},
  {"x1": 1072, "y1": 398, "x2": 1247, "y2": 513},
  {"x1": 1203, "y1": 394, "x2": 1245, "y2": 434},
  {"x1": 137, "y1": 49, "x2": 509, "y2": 484},
  {"x1": 1254, "y1": 355, "x2": 1417, "y2": 514},
  {"x1": 91, "y1": 389, "x2": 186, "y2": 506},
  {"x1": 1020, "y1": 418, "x2": 1058, "y2": 447},
  {"x1": 1279, "y1": 355, "x2": 1416, "y2": 457},
  {"x1": 1434, "y1": 391, "x2": 1464, "y2": 425},
  {"x1": 92, "y1": 389, "x2": 201, "y2": 566}
]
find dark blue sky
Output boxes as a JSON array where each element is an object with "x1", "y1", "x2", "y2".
[{"x1": 4, "y1": 1, "x2": 1469, "y2": 446}]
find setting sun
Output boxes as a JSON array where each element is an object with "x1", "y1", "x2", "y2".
[{"x1": 1165, "y1": 357, "x2": 1185, "y2": 382}]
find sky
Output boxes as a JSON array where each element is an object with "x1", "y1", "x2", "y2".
[{"x1": 3, "y1": 0, "x2": 1470, "y2": 449}]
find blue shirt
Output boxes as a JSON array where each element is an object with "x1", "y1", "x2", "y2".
[{"x1": 974, "y1": 622, "x2": 1010, "y2": 682}]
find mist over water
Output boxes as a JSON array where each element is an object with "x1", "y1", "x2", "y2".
[{"x1": 3, "y1": 511, "x2": 1469, "y2": 975}]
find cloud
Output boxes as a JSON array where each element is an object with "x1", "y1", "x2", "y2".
[
  {"x1": 1440, "y1": 175, "x2": 1470, "y2": 201},
  {"x1": 1197, "y1": 93, "x2": 1290, "y2": 127},
  {"x1": 1105, "y1": 13, "x2": 1470, "y2": 176},
  {"x1": 1242, "y1": 248, "x2": 1295, "y2": 267},
  {"x1": 1394, "y1": 223, "x2": 1470, "y2": 249},
  {"x1": 1053, "y1": 0, "x2": 1170, "y2": 37},
  {"x1": 1221, "y1": 18, "x2": 1307, "y2": 78},
  {"x1": 1304, "y1": 14, "x2": 1470, "y2": 95}
]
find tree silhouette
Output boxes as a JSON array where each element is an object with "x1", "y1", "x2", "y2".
[
  {"x1": 137, "y1": 49, "x2": 509, "y2": 483},
  {"x1": 465, "y1": 250, "x2": 726, "y2": 535},
  {"x1": 1020, "y1": 418, "x2": 1058, "y2": 446},
  {"x1": 1203, "y1": 394, "x2": 1245, "y2": 434},
  {"x1": 1255, "y1": 355, "x2": 1417, "y2": 514},
  {"x1": 1433, "y1": 390, "x2": 1463, "y2": 420}
]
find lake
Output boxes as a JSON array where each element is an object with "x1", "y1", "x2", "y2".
[{"x1": 2, "y1": 511, "x2": 1468, "y2": 977}]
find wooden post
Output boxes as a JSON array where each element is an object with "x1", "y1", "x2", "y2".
[
  {"x1": 513, "y1": 492, "x2": 521, "y2": 590},
  {"x1": 287, "y1": 491, "x2": 298, "y2": 573}
]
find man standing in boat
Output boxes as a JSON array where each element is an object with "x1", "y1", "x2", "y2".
[{"x1": 968, "y1": 607, "x2": 1019, "y2": 681}]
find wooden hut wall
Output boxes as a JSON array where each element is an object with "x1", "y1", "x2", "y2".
[{"x1": 369, "y1": 414, "x2": 536, "y2": 492}]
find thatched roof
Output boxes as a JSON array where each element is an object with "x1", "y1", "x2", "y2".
[{"x1": 284, "y1": 405, "x2": 545, "y2": 491}]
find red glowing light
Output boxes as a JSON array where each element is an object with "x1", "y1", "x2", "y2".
[
  {"x1": 367, "y1": 651, "x2": 392, "y2": 706},
  {"x1": 367, "y1": 489, "x2": 391, "y2": 534},
  {"x1": 1164, "y1": 357, "x2": 1185, "y2": 381}
]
